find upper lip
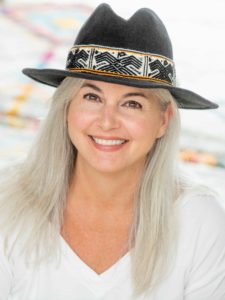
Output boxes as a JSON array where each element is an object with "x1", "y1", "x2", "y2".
[{"x1": 89, "y1": 135, "x2": 128, "y2": 141}]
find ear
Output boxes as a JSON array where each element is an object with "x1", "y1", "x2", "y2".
[{"x1": 156, "y1": 103, "x2": 173, "y2": 138}]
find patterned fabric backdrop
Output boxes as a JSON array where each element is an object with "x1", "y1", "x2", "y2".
[{"x1": 0, "y1": 3, "x2": 92, "y2": 164}]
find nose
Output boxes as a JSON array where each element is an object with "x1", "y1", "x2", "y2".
[{"x1": 97, "y1": 104, "x2": 120, "y2": 131}]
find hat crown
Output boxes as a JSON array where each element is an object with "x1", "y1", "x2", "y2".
[{"x1": 74, "y1": 3, "x2": 173, "y2": 59}]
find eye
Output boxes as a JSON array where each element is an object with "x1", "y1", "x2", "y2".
[
  {"x1": 123, "y1": 100, "x2": 142, "y2": 109},
  {"x1": 83, "y1": 93, "x2": 101, "y2": 102}
]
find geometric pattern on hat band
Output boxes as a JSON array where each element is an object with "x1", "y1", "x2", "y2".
[{"x1": 66, "y1": 45, "x2": 176, "y2": 86}]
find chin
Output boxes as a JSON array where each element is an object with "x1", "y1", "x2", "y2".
[{"x1": 93, "y1": 164, "x2": 124, "y2": 174}]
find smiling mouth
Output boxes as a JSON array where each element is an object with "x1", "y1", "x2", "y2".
[{"x1": 89, "y1": 136, "x2": 128, "y2": 146}]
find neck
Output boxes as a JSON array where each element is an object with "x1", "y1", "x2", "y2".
[{"x1": 67, "y1": 156, "x2": 145, "y2": 214}]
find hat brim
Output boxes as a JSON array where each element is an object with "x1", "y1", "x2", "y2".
[{"x1": 22, "y1": 68, "x2": 218, "y2": 110}]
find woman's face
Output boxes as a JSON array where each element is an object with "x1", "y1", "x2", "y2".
[{"x1": 67, "y1": 79, "x2": 171, "y2": 174}]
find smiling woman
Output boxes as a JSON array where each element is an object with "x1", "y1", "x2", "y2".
[{"x1": 0, "y1": 3, "x2": 225, "y2": 300}]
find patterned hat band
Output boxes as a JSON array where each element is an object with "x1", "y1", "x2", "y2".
[{"x1": 66, "y1": 45, "x2": 176, "y2": 86}]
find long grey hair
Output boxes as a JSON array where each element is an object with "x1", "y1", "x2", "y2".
[{"x1": 0, "y1": 77, "x2": 182, "y2": 296}]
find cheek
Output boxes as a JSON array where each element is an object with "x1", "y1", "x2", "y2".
[
  {"x1": 127, "y1": 116, "x2": 161, "y2": 141},
  {"x1": 67, "y1": 106, "x2": 96, "y2": 133}
]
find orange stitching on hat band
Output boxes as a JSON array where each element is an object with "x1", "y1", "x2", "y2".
[{"x1": 66, "y1": 67, "x2": 172, "y2": 86}]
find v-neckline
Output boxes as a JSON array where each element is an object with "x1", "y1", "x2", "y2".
[{"x1": 60, "y1": 235, "x2": 131, "y2": 296}]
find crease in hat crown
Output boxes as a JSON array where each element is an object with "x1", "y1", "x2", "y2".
[
  {"x1": 65, "y1": 3, "x2": 176, "y2": 87},
  {"x1": 74, "y1": 3, "x2": 173, "y2": 58},
  {"x1": 22, "y1": 3, "x2": 219, "y2": 110}
]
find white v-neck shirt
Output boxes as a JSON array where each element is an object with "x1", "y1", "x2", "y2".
[{"x1": 1, "y1": 192, "x2": 225, "y2": 300}]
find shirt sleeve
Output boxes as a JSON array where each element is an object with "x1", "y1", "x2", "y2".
[
  {"x1": 183, "y1": 194, "x2": 225, "y2": 300},
  {"x1": 0, "y1": 235, "x2": 13, "y2": 300}
]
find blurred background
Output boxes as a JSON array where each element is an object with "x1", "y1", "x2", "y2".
[{"x1": 0, "y1": 0, "x2": 225, "y2": 203}]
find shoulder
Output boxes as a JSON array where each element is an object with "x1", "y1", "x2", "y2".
[
  {"x1": 175, "y1": 187, "x2": 225, "y2": 298},
  {"x1": 178, "y1": 186, "x2": 225, "y2": 232},
  {"x1": 176, "y1": 186, "x2": 225, "y2": 269}
]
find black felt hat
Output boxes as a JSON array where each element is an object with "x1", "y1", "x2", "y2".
[{"x1": 22, "y1": 3, "x2": 218, "y2": 109}]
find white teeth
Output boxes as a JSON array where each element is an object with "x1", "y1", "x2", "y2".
[{"x1": 92, "y1": 137, "x2": 126, "y2": 145}]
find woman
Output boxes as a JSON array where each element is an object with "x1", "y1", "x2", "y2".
[{"x1": 0, "y1": 3, "x2": 225, "y2": 300}]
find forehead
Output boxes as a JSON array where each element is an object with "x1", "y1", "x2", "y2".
[{"x1": 80, "y1": 79, "x2": 156, "y2": 97}]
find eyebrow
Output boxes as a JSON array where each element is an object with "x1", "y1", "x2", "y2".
[
  {"x1": 81, "y1": 83, "x2": 102, "y2": 93},
  {"x1": 124, "y1": 92, "x2": 148, "y2": 99},
  {"x1": 81, "y1": 82, "x2": 149, "y2": 99}
]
